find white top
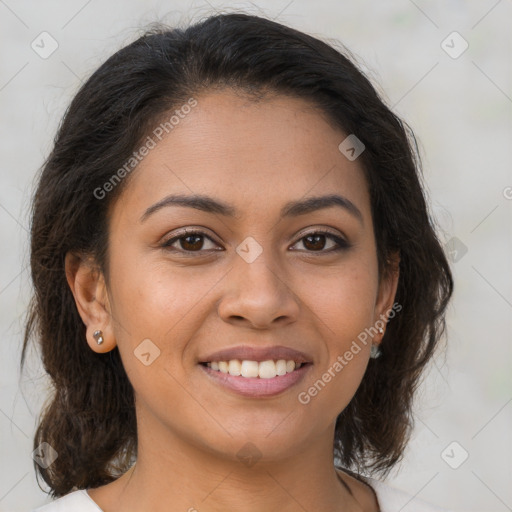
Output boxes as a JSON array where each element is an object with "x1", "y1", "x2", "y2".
[{"x1": 31, "y1": 477, "x2": 452, "y2": 511}]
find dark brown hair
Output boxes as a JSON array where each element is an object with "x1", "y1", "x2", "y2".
[{"x1": 21, "y1": 12, "x2": 453, "y2": 498}]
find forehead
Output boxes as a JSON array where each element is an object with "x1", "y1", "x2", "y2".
[{"x1": 114, "y1": 89, "x2": 371, "y2": 224}]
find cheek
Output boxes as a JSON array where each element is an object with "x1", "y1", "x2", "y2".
[
  {"x1": 106, "y1": 259, "x2": 214, "y2": 422},
  {"x1": 108, "y1": 239, "x2": 209, "y2": 336},
  {"x1": 330, "y1": 272, "x2": 377, "y2": 347},
  {"x1": 301, "y1": 255, "x2": 379, "y2": 344},
  {"x1": 293, "y1": 258, "x2": 378, "y2": 415},
  {"x1": 106, "y1": 250, "x2": 222, "y2": 378}
]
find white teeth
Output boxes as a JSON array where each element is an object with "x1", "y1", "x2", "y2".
[
  {"x1": 275, "y1": 359, "x2": 287, "y2": 376},
  {"x1": 240, "y1": 360, "x2": 259, "y2": 378},
  {"x1": 206, "y1": 359, "x2": 303, "y2": 378},
  {"x1": 259, "y1": 360, "x2": 277, "y2": 379},
  {"x1": 228, "y1": 359, "x2": 241, "y2": 376}
]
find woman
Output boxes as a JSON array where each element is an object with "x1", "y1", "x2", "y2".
[{"x1": 24, "y1": 12, "x2": 453, "y2": 512}]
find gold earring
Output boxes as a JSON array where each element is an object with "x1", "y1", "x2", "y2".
[{"x1": 93, "y1": 330, "x2": 104, "y2": 345}]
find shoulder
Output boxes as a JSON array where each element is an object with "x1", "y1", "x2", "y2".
[
  {"x1": 363, "y1": 476, "x2": 454, "y2": 512},
  {"x1": 31, "y1": 489, "x2": 103, "y2": 512}
]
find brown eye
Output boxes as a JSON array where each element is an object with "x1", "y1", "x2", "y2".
[
  {"x1": 303, "y1": 234, "x2": 328, "y2": 251},
  {"x1": 179, "y1": 234, "x2": 205, "y2": 251},
  {"x1": 292, "y1": 232, "x2": 350, "y2": 253},
  {"x1": 162, "y1": 230, "x2": 221, "y2": 253}
]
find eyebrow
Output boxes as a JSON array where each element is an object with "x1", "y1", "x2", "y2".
[{"x1": 140, "y1": 193, "x2": 363, "y2": 224}]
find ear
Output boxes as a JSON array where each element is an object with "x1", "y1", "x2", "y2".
[
  {"x1": 65, "y1": 252, "x2": 116, "y2": 353},
  {"x1": 373, "y1": 251, "x2": 400, "y2": 342}
]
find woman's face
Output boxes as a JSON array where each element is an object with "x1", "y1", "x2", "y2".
[{"x1": 92, "y1": 90, "x2": 398, "y2": 462}]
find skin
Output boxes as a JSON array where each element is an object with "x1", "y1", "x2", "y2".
[{"x1": 66, "y1": 89, "x2": 399, "y2": 512}]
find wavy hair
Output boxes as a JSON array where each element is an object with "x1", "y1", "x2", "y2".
[{"x1": 21, "y1": 12, "x2": 453, "y2": 498}]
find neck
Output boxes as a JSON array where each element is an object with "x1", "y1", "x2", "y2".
[{"x1": 90, "y1": 416, "x2": 363, "y2": 512}]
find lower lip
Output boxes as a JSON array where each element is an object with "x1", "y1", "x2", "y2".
[{"x1": 199, "y1": 364, "x2": 312, "y2": 398}]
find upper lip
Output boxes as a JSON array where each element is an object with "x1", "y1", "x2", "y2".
[{"x1": 199, "y1": 345, "x2": 313, "y2": 364}]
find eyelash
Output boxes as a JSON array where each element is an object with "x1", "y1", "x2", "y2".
[{"x1": 161, "y1": 228, "x2": 350, "y2": 255}]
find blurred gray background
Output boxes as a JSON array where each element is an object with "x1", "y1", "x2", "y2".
[{"x1": 1, "y1": 1, "x2": 511, "y2": 511}]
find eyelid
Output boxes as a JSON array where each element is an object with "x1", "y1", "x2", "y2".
[
  {"x1": 289, "y1": 229, "x2": 350, "y2": 252},
  {"x1": 293, "y1": 226, "x2": 347, "y2": 242},
  {"x1": 161, "y1": 226, "x2": 222, "y2": 248}
]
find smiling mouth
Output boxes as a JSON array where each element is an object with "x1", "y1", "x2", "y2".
[{"x1": 199, "y1": 359, "x2": 310, "y2": 379}]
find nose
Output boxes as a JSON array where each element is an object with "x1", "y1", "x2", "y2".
[{"x1": 217, "y1": 252, "x2": 300, "y2": 330}]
